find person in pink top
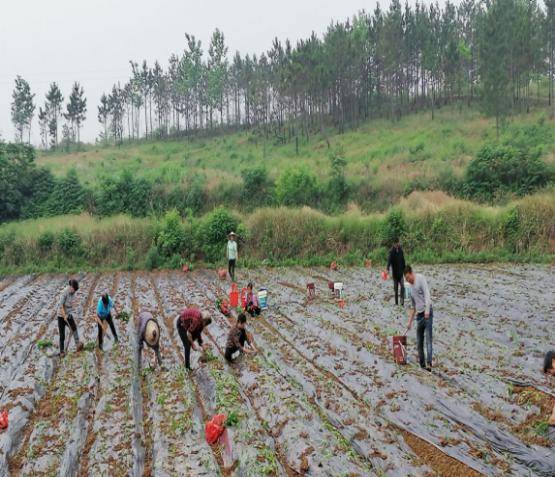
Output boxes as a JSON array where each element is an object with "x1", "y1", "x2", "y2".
[{"x1": 245, "y1": 282, "x2": 261, "y2": 316}]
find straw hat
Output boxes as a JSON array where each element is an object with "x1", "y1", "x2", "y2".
[
  {"x1": 144, "y1": 319, "x2": 160, "y2": 347},
  {"x1": 228, "y1": 231, "x2": 237, "y2": 237}
]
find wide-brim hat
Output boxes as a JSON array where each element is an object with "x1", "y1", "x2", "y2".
[
  {"x1": 145, "y1": 319, "x2": 160, "y2": 347},
  {"x1": 228, "y1": 231, "x2": 237, "y2": 237}
]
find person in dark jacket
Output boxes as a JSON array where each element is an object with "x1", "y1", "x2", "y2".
[
  {"x1": 386, "y1": 239, "x2": 406, "y2": 306},
  {"x1": 225, "y1": 313, "x2": 258, "y2": 362},
  {"x1": 176, "y1": 308, "x2": 212, "y2": 370}
]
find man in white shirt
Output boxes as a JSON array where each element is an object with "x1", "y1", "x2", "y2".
[
  {"x1": 227, "y1": 231, "x2": 238, "y2": 281},
  {"x1": 404, "y1": 265, "x2": 433, "y2": 371}
]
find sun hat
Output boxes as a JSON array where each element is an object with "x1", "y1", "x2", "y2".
[
  {"x1": 145, "y1": 319, "x2": 160, "y2": 347},
  {"x1": 228, "y1": 231, "x2": 237, "y2": 237}
]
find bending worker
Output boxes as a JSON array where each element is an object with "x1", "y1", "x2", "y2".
[
  {"x1": 56, "y1": 278, "x2": 84, "y2": 356},
  {"x1": 136, "y1": 310, "x2": 163, "y2": 370},
  {"x1": 225, "y1": 313, "x2": 258, "y2": 362},
  {"x1": 95, "y1": 292, "x2": 120, "y2": 350},
  {"x1": 176, "y1": 307, "x2": 212, "y2": 370}
]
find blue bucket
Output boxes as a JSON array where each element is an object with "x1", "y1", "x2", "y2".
[{"x1": 258, "y1": 288, "x2": 268, "y2": 310}]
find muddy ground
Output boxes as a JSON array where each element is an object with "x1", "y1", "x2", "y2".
[{"x1": 0, "y1": 264, "x2": 553, "y2": 477}]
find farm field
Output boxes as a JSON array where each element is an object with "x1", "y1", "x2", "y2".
[{"x1": 0, "y1": 265, "x2": 553, "y2": 476}]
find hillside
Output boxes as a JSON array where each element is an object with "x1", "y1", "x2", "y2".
[
  {"x1": 1, "y1": 105, "x2": 554, "y2": 275},
  {"x1": 37, "y1": 106, "x2": 555, "y2": 211}
]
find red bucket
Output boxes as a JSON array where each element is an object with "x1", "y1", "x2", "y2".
[
  {"x1": 381, "y1": 271, "x2": 389, "y2": 281},
  {"x1": 392, "y1": 335, "x2": 407, "y2": 365},
  {"x1": 229, "y1": 284, "x2": 239, "y2": 308}
]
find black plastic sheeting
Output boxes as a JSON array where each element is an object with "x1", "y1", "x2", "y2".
[
  {"x1": 0, "y1": 265, "x2": 552, "y2": 476},
  {"x1": 240, "y1": 264, "x2": 555, "y2": 477}
]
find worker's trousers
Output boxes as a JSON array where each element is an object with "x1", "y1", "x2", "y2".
[{"x1": 416, "y1": 309, "x2": 433, "y2": 368}]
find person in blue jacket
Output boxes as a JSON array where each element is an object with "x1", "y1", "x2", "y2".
[{"x1": 95, "y1": 293, "x2": 120, "y2": 350}]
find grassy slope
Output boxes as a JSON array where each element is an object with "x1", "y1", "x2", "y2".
[{"x1": 38, "y1": 107, "x2": 555, "y2": 207}]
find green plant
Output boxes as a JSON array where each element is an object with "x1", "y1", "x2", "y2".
[
  {"x1": 37, "y1": 339, "x2": 53, "y2": 349},
  {"x1": 225, "y1": 410, "x2": 240, "y2": 427},
  {"x1": 116, "y1": 311, "x2": 130, "y2": 323},
  {"x1": 197, "y1": 207, "x2": 240, "y2": 262},
  {"x1": 242, "y1": 167, "x2": 274, "y2": 208},
  {"x1": 275, "y1": 167, "x2": 320, "y2": 207},
  {"x1": 126, "y1": 247, "x2": 136, "y2": 271},
  {"x1": 57, "y1": 229, "x2": 82, "y2": 256},
  {"x1": 156, "y1": 209, "x2": 189, "y2": 258},
  {"x1": 37, "y1": 231, "x2": 55, "y2": 253},
  {"x1": 145, "y1": 245, "x2": 161, "y2": 270},
  {"x1": 464, "y1": 144, "x2": 549, "y2": 202},
  {"x1": 533, "y1": 420, "x2": 549, "y2": 438},
  {"x1": 382, "y1": 208, "x2": 407, "y2": 246},
  {"x1": 83, "y1": 341, "x2": 96, "y2": 352}
]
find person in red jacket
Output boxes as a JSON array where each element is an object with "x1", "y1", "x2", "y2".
[{"x1": 176, "y1": 307, "x2": 212, "y2": 370}]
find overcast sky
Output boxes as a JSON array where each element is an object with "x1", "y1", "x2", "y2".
[{"x1": 1, "y1": 0, "x2": 444, "y2": 144}]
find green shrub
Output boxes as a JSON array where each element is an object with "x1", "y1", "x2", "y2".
[
  {"x1": 126, "y1": 247, "x2": 137, "y2": 271},
  {"x1": 46, "y1": 169, "x2": 85, "y2": 216},
  {"x1": 0, "y1": 231, "x2": 15, "y2": 255},
  {"x1": 275, "y1": 167, "x2": 320, "y2": 207},
  {"x1": 197, "y1": 207, "x2": 240, "y2": 262},
  {"x1": 242, "y1": 167, "x2": 273, "y2": 208},
  {"x1": 465, "y1": 144, "x2": 550, "y2": 202},
  {"x1": 95, "y1": 170, "x2": 152, "y2": 217},
  {"x1": 382, "y1": 208, "x2": 407, "y2": 246},
  {"x1": 156, "y1": 209, "x2": 192, "y2": 258},
  {"x1": 145, "y1": 245, "x2": 162, "y2": 270},
  {"x1": 57, "y1": 229, "x2": 82, "y2": 256},
  {"x1": 38, "y1": 231, "x2": 55, "y2": 253}
]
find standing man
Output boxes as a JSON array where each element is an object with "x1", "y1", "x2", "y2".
[
  {"x1": 56, "y1": 279, "x2": 84, "y2": 356},
  {"x1": 227, "y1": 232, "x2": 238, "y2": 281},
  {"x1": 95, "y1": 292, "x2": 120, "y2": 350},
  {"x1": 386, "y1": 239, "x2": 406, "y2": 306},
  {"x1": 225, "y1": 313, "x2": 258, "y2": 362},
  {"x1": 404, "y1": 265, "x2": 433, "y2": 371},
  {"x1": 176, "y1": 307, "x2": 212, "y2": 370},
  {"x1": 136, "y1": 310, "x2": 163, "y2": 370}
]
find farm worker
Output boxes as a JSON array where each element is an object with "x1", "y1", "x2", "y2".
[
  {"x1": 56, "y1": 278, "x2": 84, "y2": 356},
  {"x1": 386, "y1": 238, "x2": 406, "y2": 306},
  {"x1": 542, "y1": 352, "x2": 555, "y2": 426},
  {"x1": 225, "y1": 313, "x2": 258, "y2": 362},
  {"x1": 176, "y1": 307, "x2": 212, "y2": 370},
  {"x1": 136, "y1": 311, "x2": 163, "y2": 370},
  {"x1": 95, "y1": 293, "x2": 120, "y2": 350},
  {"x1": 245, "y1": 282, "x2": 261, "y2": 316},
  {"x1": 404, "y1": 265, "x2": 433, "y2": 371},
  {"x1": 227, "y1": 231, "x2": 238, "y2": 281},
  {"x1": 543, "y1": 351, "x2": 555, "y2": 375}
]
